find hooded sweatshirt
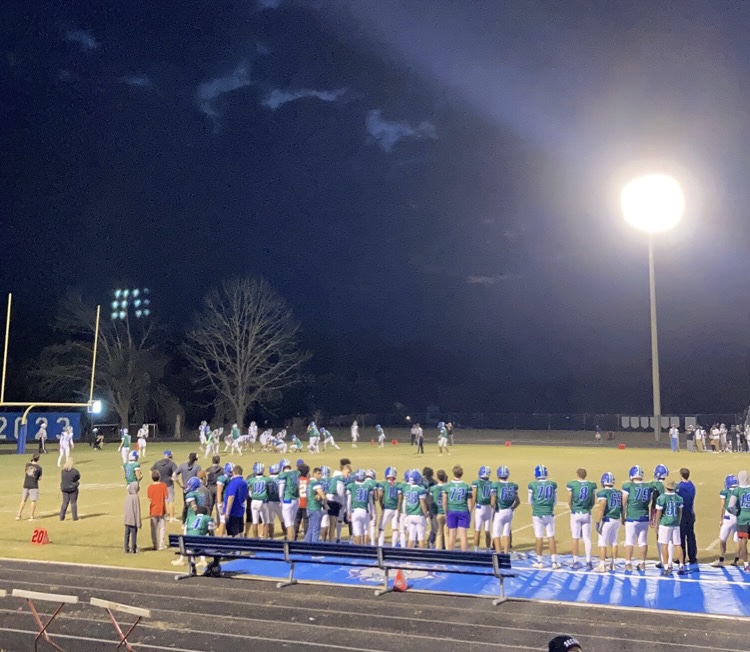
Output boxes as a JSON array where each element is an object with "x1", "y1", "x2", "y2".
[{"x1": 124, "y1": 482, "x2": 142, "y2": 528}]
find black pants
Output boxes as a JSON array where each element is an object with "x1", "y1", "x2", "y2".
[
  {"x1": 416, "y1": 439, "x2": 424, "y2": 454},
  {"x1": 294, "y1": 505, "x2": 308, "y2": 540},
  {"x1": 124, "y1": 525, "x2": 138, "y2": 552},
  {"x1": 181, "y1": 491, "x2": 189, "y2": 523},
  {"x1": 680, "y1": 512, "x2": 698, "y2": 564},
  {"x1": 410, "y1": 433, "x2": 416, "y2": 445},
  {"x1": 60, "y1": 489, "x2": 78, "y2": 520}
]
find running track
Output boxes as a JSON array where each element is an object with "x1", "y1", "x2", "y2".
[{"x1": 0, "y1": 559, "x2": 742, "y2": 651}]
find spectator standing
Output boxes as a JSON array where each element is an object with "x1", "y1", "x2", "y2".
[
  {"x1": 676, "y1": 468, "x2": 698, "y2": 566},
  {"x1": 123, "y1": 482, "x2": 142, "y2": 553},
  {"x1": 36, "y1": 423, "x2": 47, "y2": 454},
  {"x1": 17, "y1": 453, "x2": 43, "y2": 521},
  {"x1": 685, "y1": 426, "x2": 695, "y2": 453},
  {"x1": 174, "y1": 452, "x2": 201, "y2": 523},
  {"x1": 222, "y1": 465, "x2": 248, "y2": 538},
  {"x1": 416, "y1": 423, "x2": 425, "y2": 454},
  {"x1": 446, "y1": 421, "x2": 454, "y2": 446},
  {"x1": 410, "y1": 423, "x2": 417, "y2": 446},
  {"x1": 147, "y1": 470, "x2": 168, "y2": 550},
  {"x1": 694, "y1": 426, "x2": 704, "y2": 452},
  {"x1": 295, "y1": 463, "x2": 310, "y2": 540},
  {"x1": 669, "y1": 425, "x2": 679, "y2": 453},
  {"x1": 59, "y1": 457, "x2": 80, "y2": 521},
  {"x1": 151, "y1": 450, "x2": 178, "y2": 522}
]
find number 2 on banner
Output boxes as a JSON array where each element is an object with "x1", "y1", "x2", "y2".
[{"x1": 0, "y1": 417, "x2": 6, "y2": 441}]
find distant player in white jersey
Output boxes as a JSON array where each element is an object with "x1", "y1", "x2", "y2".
[
  {"x1": 198, "y1": 420, "x2": 209, "y2": 451},
  {"x1": 259, "y1": 429, "x2": 273, "y2": 452},
  {"x1": 376, "y1": 425, "x2": 386, "y2": 448},
  {"x1": 350, "y1": 420, "x2": 359, "y2": 448},
  {"x1": 437, "y1": 422, "x2": 450, "y2": 456},
  {"x1": 205, "y1": 429, "x2": 219, "y2": 458},
  {"x1": 321, "y1": 427, "x2": 340, "y2": 451},
  {"x1": 137, "y1": 424, "x2": 148, "y2": 460},
  {"x1": 248, "y1": 421, "x2": 258, "y2": 452},
  {"x1": 57, "y1": 426, "x2": 75, "y2": 467}
]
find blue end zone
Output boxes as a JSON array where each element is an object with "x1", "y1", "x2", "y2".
[{"x1": 222, "y1": 553, "x2": 750, "y2": 618}]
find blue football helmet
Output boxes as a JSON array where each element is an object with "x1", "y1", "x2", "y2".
[
  {"x1": 185, "y1": 476, "x2": 201, "y2": 493},
  {"x1": 129, "y1": 451, "x2": 139, "y2": 461},
  {"x1": 354, "y1": 469, "x2": 366, "y2": 482},
  {"x1": 725, "y1": 474, "x2": 739, "y2": 489},
  {"x1": 653, "y1": 464, "x2": 669, "y2": 480},
  {"x1": 478, "y1": 465, "x2": 491, "y2": 480},
  {"x1": 437, "y1": 421, "x2": 445, "y2": 429},
  {"x1": 385, "y1": 466, "x2": 397, "y2": 479},
  {"x1": 296, "y1": 458, "x2": 304, "y2": 467},
  {"x1": 629, "y1": 465, "x2": 644, "y2": 479},
  {"x1": 496, "y1": 465, "x2": 510, "y2": 479},
  {"x1": 534, "y1": 464, "x2": 548, "y2": 480},
  {"x1": 253, "y1": 462, "x2": 265, "y2": 475},
  {"x1": 376, "y1": 424, "x2": 382, "y2": 431},
  {"x1": 223, "y1": 462, "x2": 234, "y2": 476},
  {"x1": 320, "y1": 465, "x2": 331, "y2": 479},
  {"x1": 366, "y1": 468, "x2": 376, "y2": 479},
  {"x1": 408, "y1": 470, "x2": 422, "y2": 485},
  {"x1": 601, "y1": 472, "x2": 615, "y2": 486},
  {"x1": 269, "y1": 464, "x2": 280, "y2": 475},
  {"x1": 279, "y1": 458, "x2": 291, "y2": 469}
]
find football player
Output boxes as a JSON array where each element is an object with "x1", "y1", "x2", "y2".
[
  {"x1": 567, "y1": 468, "x2": 597, "y2": 570},
  {"x1": 472, "y1": 466, "x2": 494, "y2": 551},
  {"x1": 529, "y1": 464, "x2": 559, "y2": 569},
  {"x1": 492, "y1": 466, "x2": 519, "y2": 554},
  {"x1": 711, "y1": 474, "x2": 740, "y2": 567},
  {"x1": 594, "y1": 472, "x2": 622, "y2": 572},
  {"x1": 622, "y1": 465, "x2": 655, "y2": 571}
]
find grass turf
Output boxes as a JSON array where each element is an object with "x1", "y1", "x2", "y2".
[{"x1": 1, "y1": 429, "x2": 744, "y2": 570}]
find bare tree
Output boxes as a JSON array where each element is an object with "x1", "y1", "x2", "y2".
[
  {"x1": 32, "y1": 291, "x2": 175, "y2": 428},
  {"x1": 184, "y1": 277, "x2": 310, "y2": 426}
]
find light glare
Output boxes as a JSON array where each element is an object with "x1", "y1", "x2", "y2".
[{"x1": 621, "y1": 174, "x2": 685, "y2": 233}]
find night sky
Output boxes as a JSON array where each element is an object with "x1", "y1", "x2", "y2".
[{"x1": 3, "y1": 1, "x2": 750, "y2": 413}]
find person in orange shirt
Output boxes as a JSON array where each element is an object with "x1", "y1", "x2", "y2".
[{"x1": 147, "y1": 470, "x2": 168, "y2": 550}]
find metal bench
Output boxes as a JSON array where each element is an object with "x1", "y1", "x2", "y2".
[{"x1": 169, "y1": 535, "x2": 514, "y2": 605}]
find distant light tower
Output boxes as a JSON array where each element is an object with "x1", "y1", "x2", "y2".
[
  {"x1": 621, "y1": 173, "x2": 685, "y2": 441},
  {"x1": 110, "y1": 288, "x2": 151, "y2": 320}
]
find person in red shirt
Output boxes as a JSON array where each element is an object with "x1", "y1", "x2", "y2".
[
  {"x1": 294, "y1": 463, "x2": 310, "y2": 540},
  {"x1": 147, "y1": 470, "x2": 168, "y2": 550}
]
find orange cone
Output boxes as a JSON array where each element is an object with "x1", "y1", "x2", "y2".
[{"x1": 393, "y1": 569, "x2": 408, "y2": 592}]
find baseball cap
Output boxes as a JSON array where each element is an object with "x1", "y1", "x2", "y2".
[
  {"x1": 548, "y1": 635, "x2": 582, "y2": 652},
  {"x1": 163, "y1": 450, "x2": 172, "y2": 457}
]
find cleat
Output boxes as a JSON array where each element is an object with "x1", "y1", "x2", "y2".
[
  {"x1": 636, "y1": 563, "x2": 645, "y2": 572},
  {"x1": 551, "y1": 562, "x2": 561, "y2": 570},
  {"x1": 532, "y1": 561, "x2": 544, "y2": 569},
  {"x1": 586, "y1": 562, "x2": 594, "y2": 571},
  {"x1": 569, "y1": 561, "x2": 581, "y2": 570},
  {"x1": 609, "y1": 561, "x2": 615, "y2": 572},
  {"x1": 595, "y1": 562, "x2": 607, "y2": 573},
  {"x1": 655, "y1": 562, "x2": 663, "y2": 569},
  {"x1": 624, "y1": 562, "x2": 633, "y2": 572},
  {"x1": 677, "y1": 566, "x2": 688, "y2": 575},
  {"x1": 731, "y1": 558, "x2": 740, "y2": 566},
  {"x1": 710, "y1": 560, "x2": 724, "y2": 567}
]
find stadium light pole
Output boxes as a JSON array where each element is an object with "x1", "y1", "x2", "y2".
[{"x1": 621, "y1": 173, "x2": 685, "y2": 442}]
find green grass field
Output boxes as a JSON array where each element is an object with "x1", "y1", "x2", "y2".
[{"x1": 1, "y1": 430, "x2": 744, "y2": 570}]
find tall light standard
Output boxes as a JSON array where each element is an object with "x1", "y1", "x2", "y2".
[{"x1": 621, "y1": 174, "x2": 685, "y2": 441}]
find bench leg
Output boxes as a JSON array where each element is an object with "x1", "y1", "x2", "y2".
[
  {"x1": 277, "y1": 561, "x2": 297, "y2": 589},
  {"x1": 492, "y1": 576, "x2": 507, "y2": 606},
  {"x1": 174, "y1": 554, "x2": 199, "y2": 581},
  {"x1": 374, "y1": 567, "x2": 391, "y2": 597}
]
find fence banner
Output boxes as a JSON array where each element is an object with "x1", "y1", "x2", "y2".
[{"x1": 0, "y1": 412, "x2": 82, "y2": 442}]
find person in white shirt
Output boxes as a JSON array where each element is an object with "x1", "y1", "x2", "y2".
[
  {"x1": 669, "y1": 425, "x2": 679, "y2": 453},
  {"x1": 350, "y1": 420, "x2": 359, "y2": 448},
  {"x1": 248, "y1": 421, "x2": 258, "y2": 452},
  {"x1": 58, "y1": 426, "x2": 74, "y2": 467},
  {"x1": 137, "y1": 424, "x2": 148, "y2": 460},
  {"x1": 35, "y1": 423, "x2": 48, "y2": 454}
]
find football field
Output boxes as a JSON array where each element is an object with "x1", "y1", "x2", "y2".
[{"x1": 0, "y1": 429, "x2": 743, "y2": 569}]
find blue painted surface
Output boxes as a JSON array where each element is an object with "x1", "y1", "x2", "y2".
[
  {"x1": 223, "y1": 552, "x2": 750, "y2": 617},
  {"x1": 0, "y1": 412, "x2": 82, "y2": 442}
]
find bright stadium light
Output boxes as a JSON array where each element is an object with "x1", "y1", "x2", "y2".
[
  {"x1": 621, "y1": 174, "x2": 684, "y2": 234},
  {"x1": 621, "y1": 173, "x2": 685, "y2": 441},
  {"x1": 110, "y1": 288, "x2": 153, "y2": 320},
  {"x1": 88, "y1": 399, "x2": 103, "y2": 414}
]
